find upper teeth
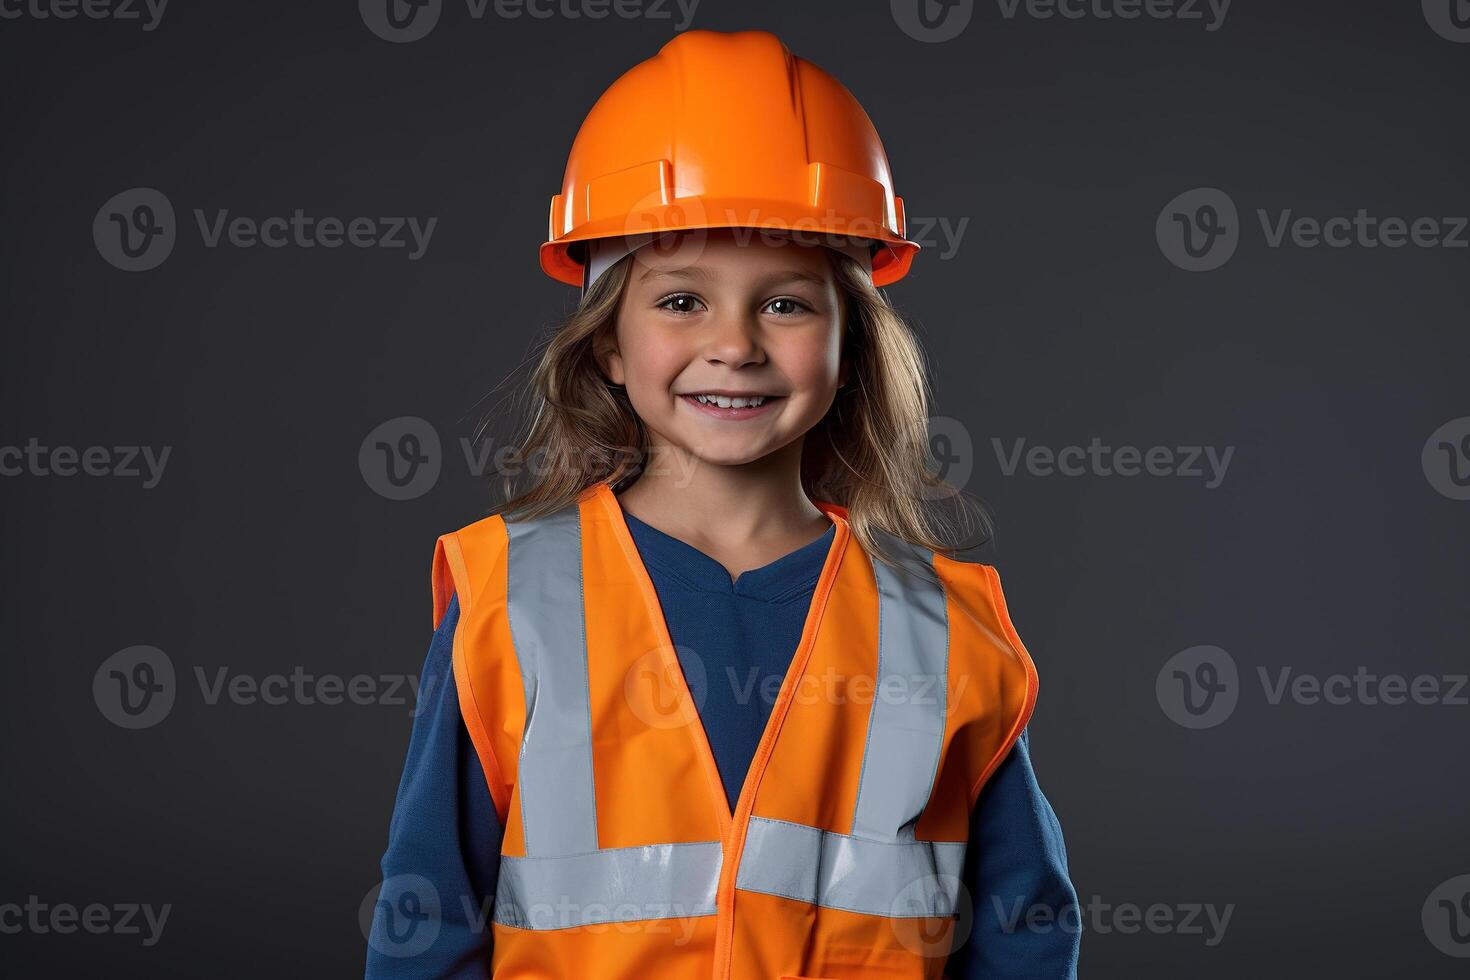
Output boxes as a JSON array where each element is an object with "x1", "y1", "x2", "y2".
[{"x1": 694, "y1": 394, "x2": 767, "y2": 408}]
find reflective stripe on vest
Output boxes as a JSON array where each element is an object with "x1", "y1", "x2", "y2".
[
  {"x1": 735, "y1": 816, "x2": 965, "y2": 918},
  {"x1": 503, "y1": 504, "x2": 598, "y2": 857},
  {"x1": 496, "y1": 840, "x2": 723, "y2": 929},
  {"x1": 851, "y1": 533, "x2": 948, "y2": 843},
  {"x1": 491, "y1": 501, "x2": 955, "y2": 928}
]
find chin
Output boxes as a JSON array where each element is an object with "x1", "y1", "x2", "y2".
[{"x1": 672, "y1": 440, "x2": 772, "y2": 468}]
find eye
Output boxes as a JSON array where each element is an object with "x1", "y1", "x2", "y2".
[
  {"x1": 764, "y1": 297, "x2": 811, "y2": 317},
  {"x1": 655, "y1": 293, "x2": 706, "y2": 316}
]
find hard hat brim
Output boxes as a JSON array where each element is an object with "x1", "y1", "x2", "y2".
[{"x1": 540, "y1": 199, "x2": 920, "y2": 289}]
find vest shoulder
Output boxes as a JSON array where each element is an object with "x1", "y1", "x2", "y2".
[
  {"x1": 440, "y1": 511, "x2": 510, "y2": 550},
  {"x1": 929, "y1": 552, "x2": 1002, "y2": 605},
  {"x1": 437, "y1": 512, "x2": 513, "y2": 575},
  {"x1": 932, "y1": 554, "x2": 1037, "y2": 668},
  {"x1": 430, "y1": 512, "x2": 510, "y2": 628}
]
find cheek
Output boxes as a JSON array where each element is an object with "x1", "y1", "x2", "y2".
[
  {"x1": 618, "y1": 327, "x2": 688, "y2": 392},
  {"x1": 780, "y1": 329, "x2": 843, "y2": 393}
]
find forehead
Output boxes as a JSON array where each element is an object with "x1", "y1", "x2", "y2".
[{"x1": 629, "y1": 228, "x2": 839, "y2": 283}]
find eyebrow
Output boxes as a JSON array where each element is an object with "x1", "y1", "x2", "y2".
[{"x1": 637, "y1": 266, "x2": 830, "y2": 288}]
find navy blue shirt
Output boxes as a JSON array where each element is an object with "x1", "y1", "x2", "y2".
[{"x1": 366, "y1": 506, "x2": 1079, "y2": 978}]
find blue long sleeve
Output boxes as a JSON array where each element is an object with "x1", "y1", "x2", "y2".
[
  {"x1": 946, "y1": 727, "x2": 1080, "y2": 978},
  {"x1": 366, "y1": 596, "x2": 503, "y2": 979}
]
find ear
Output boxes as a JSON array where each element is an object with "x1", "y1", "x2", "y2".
[{"x1": 595, "y1": 336, "x2": 625, "y2": 386}]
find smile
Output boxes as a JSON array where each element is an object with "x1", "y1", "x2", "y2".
[{"x1": 678, "y1": 393, "x2": 783, "y2": 419}]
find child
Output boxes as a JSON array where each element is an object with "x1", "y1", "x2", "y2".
[{"x1": 366, "y1": 29, "x2": 1078, "y2": 980}]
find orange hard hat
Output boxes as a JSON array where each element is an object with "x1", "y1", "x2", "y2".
[{"x1": 539, "y1": 29, "x2": 919, "y2": 289}]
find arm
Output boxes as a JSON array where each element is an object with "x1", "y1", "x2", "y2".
[
  {"x1": 365, "y1": 595, "x2": 504, "y2": 979},
  {"x1": 945, "y1": 727, "x2": 1080, "y2": 979}
]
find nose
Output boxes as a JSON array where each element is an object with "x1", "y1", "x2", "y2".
[{"x1": 701, "y1": 310, "x2": 766, "y2": 368}]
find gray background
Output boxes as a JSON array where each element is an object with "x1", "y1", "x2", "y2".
[{"x1": 2, "y1": 0, "x2": 1467, "y2": 976}]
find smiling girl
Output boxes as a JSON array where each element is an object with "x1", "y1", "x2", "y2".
[{"x1": 367, "y1": 29, "x2": 1078, "y2": 980}]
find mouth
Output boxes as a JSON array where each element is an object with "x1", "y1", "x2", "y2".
[{"x1": 677, "y1": 392, "x2": 784, "y2": 420}]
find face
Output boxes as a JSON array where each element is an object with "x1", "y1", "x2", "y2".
[{"x1": 599, "y1": 228, "x2": 848, "y2": 470}]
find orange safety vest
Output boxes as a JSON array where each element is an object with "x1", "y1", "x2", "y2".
[{"x1": 430, "y1": 479, "x2": 1038, "y2": 979}]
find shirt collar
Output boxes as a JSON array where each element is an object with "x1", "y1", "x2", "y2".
[{"x1": 621, "y1": 509, "x2": 835, "y2": 601}]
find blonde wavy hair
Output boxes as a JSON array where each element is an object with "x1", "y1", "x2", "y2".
[{"x1": 478, "y1": 247, "x2": 991, "y2": 568}]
